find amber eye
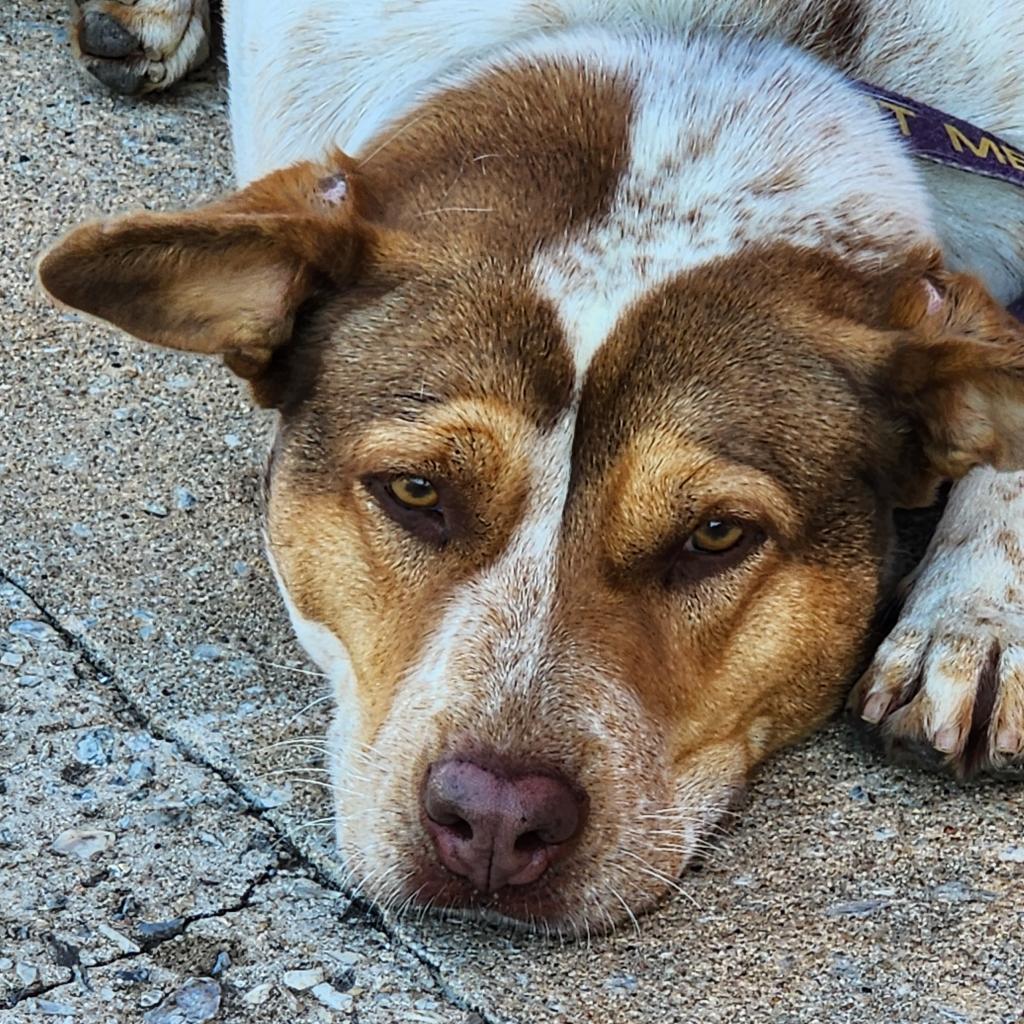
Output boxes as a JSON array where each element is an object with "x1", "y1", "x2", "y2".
[
  {"x1": 688, "y1": 519, "x2": 746, "y2": 554},
  {"x1": 387, "y1": 476, "x2": 439, "y2": 509}
]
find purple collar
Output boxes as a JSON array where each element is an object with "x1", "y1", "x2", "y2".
[{"x1": 854, "y1": 81, "x2": 1024, "y2": 320}]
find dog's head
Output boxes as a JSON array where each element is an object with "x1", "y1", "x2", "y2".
[{"x1": 39, "y1": 34, "x2": 1024, "y2": 933}]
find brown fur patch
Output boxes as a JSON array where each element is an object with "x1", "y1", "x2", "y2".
[{"x1": 791, "y1": 0, "x2": 868, "y2": 73}]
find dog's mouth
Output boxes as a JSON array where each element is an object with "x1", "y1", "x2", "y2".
[{"x1": 402, "y1": 862, "x2": 582, "y2": 928}]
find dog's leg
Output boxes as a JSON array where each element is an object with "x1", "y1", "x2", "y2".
[
  {"x1": 71, "y1": 0, "x2": 211, "y2": 95},
  {"x1": 849, "y1": 467, "x2": 1024, "y2": 777}
]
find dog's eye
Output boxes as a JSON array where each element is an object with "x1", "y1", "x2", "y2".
[
  {"x1": 665, "y1": 518, "x2": 763, "y2": 586},
  {"x1": 688, "y1": 519, "x2": 745, "y2": 553},
  {"x1": 364, "y1": 473, "x2": 451, "y2": 547},
  {"x1": 387, "y1": 476, "x2": 439, "y2": 509}
]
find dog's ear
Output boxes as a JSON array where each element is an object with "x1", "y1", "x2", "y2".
[
  {"x1": 38, "y1": 152, "x2": 372, "y2": 406},
  {"x1": 885, "y1": 270, "x2": 1024, "y2": 503}
]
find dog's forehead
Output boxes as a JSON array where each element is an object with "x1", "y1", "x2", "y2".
[{"x1": 302, "y1": 30, "x2": 936, "y2": 474}]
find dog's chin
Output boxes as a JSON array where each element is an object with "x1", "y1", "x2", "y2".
[
  {"x1": 335, "y1": 834, "x2": 690, "y2": 938},
  {"x1": 375, "y1": 869, "x2": 676, "y2": 938}
]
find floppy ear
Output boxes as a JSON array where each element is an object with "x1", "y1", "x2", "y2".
[
  {"x1": 38, "y1": 151, "x2": 371, "y2": 405},
  {"x1": 884, "y1": 270, "x2": 1024, "y2": 502}
]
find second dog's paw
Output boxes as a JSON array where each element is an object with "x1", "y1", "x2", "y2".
[
  {"x1": 71, "y1": 0, "x2": 210, "y2": 95},
  {"x1": 849, "y1": 602, "x2": 1024, "y2": 778}
]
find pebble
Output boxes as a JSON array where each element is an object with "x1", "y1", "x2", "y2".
[
  {"x1": 137, "y1": 918, "x2": 185, "y2": 942},
  {"x1": 36, "y1": 999, "x2": 77, "y2": 1015},
  {"x1": 8, "y1": 619, "x2": 60, "y2": 644},
  {"x1": 175, "y1": 977, "x2": 221, "y2": 1022},
  {"x1": 242, "y1": 982, "x2": 274, "y2": 1006},
  {"x1": 97, "y1": 923, "x2": 141, "y2": 955},
  {"x1": 311, "y1": 982, "x2": 352, "y2": 1012},
  {"x1": 283, "y1": 968, "x2": 324, "y2": 991},
  {"x1": 826, "y1": 899, "x2": 889, "y2": 917},
  {"x1": 52, "y1": 828, "x2": 114, "y2": 860},
  {"x1": 143, "y1": 978, "x2": 220, "y2": 1024},
  {"x1": 75, "y1": 728, "x2": 116, "y2": 766},
  {"x1": 604, "y1": 974, "x2": 639, "y2": 995},
  {"x1": 16, "y1": 962, "x2": 38, "y2": 985},
  {"x1": 998, "y1": 845, "x2": 1024, "y2": 863},
  {"x1": 192, "y1": 643, "x2": 223, "y2": 663},
  {"x1": 128, "y1": 759, "x2": 156, "y2": 782},
  {"x1": 114, "y1": 968, "x2": 151, "y2": 985},
  {"x1": 143, "y1": 501, "x2": 169, "y2": 518},
  {"x1": 332, "y1": 952, "x2": 363, "y2": 968},
  {"x1": 1, "y1": 650, "x2": 25, "y2": 668},
  {"x1": 210, "y1": 950, "x2": 231, "y2": 976},
  {"x1": 931, "y1": 880, "x2": 998, "y2": 904},
  {"x1": 253, "y1": 787, "x2": 291, "y2": 810},
  {"x1": 139, "y1": 990, "x2": 164, "y2": 1008},
  {"x1": 175, "y1": 487, "x2": 198, "y2": 511},
  {"x1": 224, "y1": 433, "x2": 241, "y2": 448}
]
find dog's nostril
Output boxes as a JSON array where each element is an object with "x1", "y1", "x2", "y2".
[
  {"x1": 448, "y1": 818, "x2": 473, "y2": 842},
  {"x1": 514, "y1": 830, "x2": 546, "y2": 853}
]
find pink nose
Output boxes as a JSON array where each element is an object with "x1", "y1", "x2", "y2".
[{"x1": 422, "y1": 758, "x2": 587, "y2": 893}]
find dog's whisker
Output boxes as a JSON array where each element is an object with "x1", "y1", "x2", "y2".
[
  {"x1": 606, "y1": 884, "x2": 640, "y2": 939},
  {"x1": 291, "y1": 816, "x2": 335, "y2": 832},
  {"x1": 356, "y1": 113, "x2": 427, "y2": 168},
  {"x1": 282, "y1": 693, "x2": 334, "y2": 729},
  {"x1": 252, "y1": 659, "x2": 328, "y2": 679},
  {"x1": 412, "y1": 205, "x2": 494, "y2": 218},
  {"x1": 618, "y1": 850, "x2": 701, "y2": 910}
]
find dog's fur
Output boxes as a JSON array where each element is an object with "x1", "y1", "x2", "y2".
[{"x1": 46, "y1": 0, "x2": 1024, "y2": 933}]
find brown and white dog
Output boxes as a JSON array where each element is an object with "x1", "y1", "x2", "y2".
[{"x1": 45, "y1": 0, "x2": 1024, "y2": 934}]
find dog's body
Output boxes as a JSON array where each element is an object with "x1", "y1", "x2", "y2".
[{"x1": 49, "y1": 0, "x2": 1024, "y2": 933}]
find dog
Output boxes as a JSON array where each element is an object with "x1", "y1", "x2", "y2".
[{"x1": 43, "y1": 0, "x2": 1024, "y2": 935}]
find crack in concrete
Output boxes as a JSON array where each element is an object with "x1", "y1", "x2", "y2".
[
  {"x1": 6, "y1": 862, "x2": 285, "y2": 1009},
  {"x1": 2, "y1": 969, "x2": 76, "y2": 1012},
  {"x1": 1, "y1": 565, "x2": 501, "y2": 1024},
  {"x1": 86, "y1": 859, "x2": 286, "y2": 972}
]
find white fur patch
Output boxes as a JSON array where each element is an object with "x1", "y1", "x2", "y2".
[
  {"x1": 397, "y1": 415, "x2": 576, "y2": 714},
  {"x1": 527, "y1": 32, "x2": 935, "y2": 384},
  {"x1": 264, "y1": 546, "x2": 361, "y2": 752}
]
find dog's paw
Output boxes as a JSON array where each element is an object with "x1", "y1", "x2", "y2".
[
  {"x1": 848, "y1": 505, "x2": 1024, "y2": 777},
  {"x1": 71, "y1": 0, "x2": 211, "y2": 95}
]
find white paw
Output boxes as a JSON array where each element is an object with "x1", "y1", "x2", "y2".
[
  {"x1": 72, "y1": 0, "x2": 211, "y2": 95},
  {"x1": 849, "y1": 482, "x2": 1024, "y2": 776}
]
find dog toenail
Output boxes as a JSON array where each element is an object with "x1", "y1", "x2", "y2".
[
  {"x1": 861, "y1": 692, "x2": 891, "y2": 724},
  {"x1": 995, "y1": 726, "x2": 1022, "y2": 754}
]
